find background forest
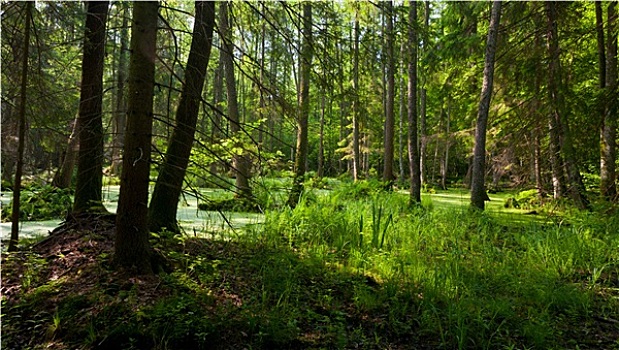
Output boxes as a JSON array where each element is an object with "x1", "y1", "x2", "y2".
[{"x1": 1, "y1": 1, "x2": 618, "y2": 349}]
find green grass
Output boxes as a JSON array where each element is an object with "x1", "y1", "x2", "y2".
[{"x1": 3, "y1": 179, "x2": 618, "y2": 349}]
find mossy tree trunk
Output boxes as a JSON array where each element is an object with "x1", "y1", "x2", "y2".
[
  {"x1": 115, "y1": 1, "x2": 159, "y2": 274},
  {"x1": 73, "y1": 1, "x2": 109, "y2": 214},
  {"x1": 149, "y1": 1, "x2": 216, "y2": 234}
]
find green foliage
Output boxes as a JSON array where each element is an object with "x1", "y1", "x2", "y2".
[{"x1": 1, "y1": 184, "x2": 73, "y2": 222}]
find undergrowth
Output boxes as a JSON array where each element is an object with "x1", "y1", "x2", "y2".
[{"x1": 2, "y1": 186, "x2": 618, "y2": 349}]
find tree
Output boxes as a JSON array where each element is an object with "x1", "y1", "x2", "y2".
[
  {"x1": 408, "y1": 0, "x2": 421, "y2": 204},
  {"x1": 287, "y1": 3, "x2": 313, "y2": 208},
  {"x1": 383, "y1": 0, "x2": 396, "y2": 185},
  {"x1": 352, "y1": 4, "x2": 361, "y2": 181},
  {"x1": 115, "y1": 1, "x2": 159, "y2": 274},
  {"x1": 545, "y1": 1, "x2": 589, "y2": 210},
  {"x1": 219, "y1": 1, "x2": 252, "y2": 200},
  {"x1": 8, "y1": 1, "x2": 32, "y2": 252},
  {"x1": 51, "y1": 114, "x2": 79, "y2": 189},
  {"x1": 110, "y1": 2, "x2": 129, "y2": 177},
  {"x1": 149, "y1": 1, "x2": 216, "y2": 234},
  {"x1": 601, "y1": 2, "x2": 617, "y2": 200},
  {"x1": 470, "y1": 0, "x2": 501, "y2": 210},
  {"x1": 72, "y1": 1, "x2": 109, "y2": 214}
]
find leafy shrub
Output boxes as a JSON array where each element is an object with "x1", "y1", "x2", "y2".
[
  {"x1": 331, "y1": 179, "x2": 387, "y2": 201},
  {"x1": 1, "y1": 185, "x2": 73, "y2": 222}
]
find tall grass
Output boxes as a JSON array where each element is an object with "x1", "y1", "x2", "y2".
[{"x1": 252, "y1": 187, "x2": 619, "y2": 349}]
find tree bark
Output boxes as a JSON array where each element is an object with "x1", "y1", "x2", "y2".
[
  {"x1": 601, "y1": 2, "x2": 617, "y2": 200},
  {"x1": 420, "y1": 1, "x2": 430, "y2": 187},
  {"x1": 115, "y1": 1, "x2": 159, "y2": 274},
  {"x1": 73, "y1": 1, "x2": 109, "y2": 214},
  {"x1": 111, "y1": 3, "x2": 129, "y2": 177},
  {"x1": 8, "y1": 1, "x2": 32, "y2": 252},
  {"x1": 352, "y1": 6, "x2": 361, "y2": 182},
  {"x1": 470, "y1": 0, "x2": 501, "y2": 210},
  {"x1": 288, "y1": 3, "x2": 312, "y2": 208},
  {"x1": 383, "y1": 0, "x2": 396, "y2": 184},
  {"x1": 149, "y1": 1, "x2": 215, "y2": 234},
  {"x1": 545, "y1": 1, "x2": 590, "y2": 210},
  {"x1": 220, "y1": 2, "x2": 252, "y2": 200},
  {"x1": 408, "y1": 0, "x2": 421, "y2": 204},
  {"x1": 52, "y1": 114, "x2": 79, "y2": 189}
]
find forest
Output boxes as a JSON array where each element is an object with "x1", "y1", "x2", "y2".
[{"x1": 1, "y1": 0, "x2": 618, "y2": 349}]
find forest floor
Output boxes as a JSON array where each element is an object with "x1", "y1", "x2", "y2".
[{"x1": 2, "y1": 185, "x2": 619, "y2": 349}]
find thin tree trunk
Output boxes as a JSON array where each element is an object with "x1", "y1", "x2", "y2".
[
  {"x1": 52, "y1": 114, "x2": 79, "y2": 189},
  {"x1": 533, "y1": 128, "x2": 543, "y2": 198},
  {"x1": 317, "y1": 92, "x2": 325, "y2": 178},
  {"x1": 470, "y1": 0, "x2": 501, "y2": 210},
  {"x1": 149, "y1": 1, "x2": 215, "y2": 234},
  {"x1": 441, "y1": 102, "x2": 450, "y2": 190},
  {"x1": 352, "y1": 6, "x2": 361, "y2": 182},
  {"x1": 73, "y1": 1, "x2": 109, "y2": 214},
  {"x1": 220, "y1": 2, "x2": 252, "y2": 200},
  {"x1": 8, "y1": 1, "x2": 32, "y2": 252},
  {"x1": 115, "y1": 1, "x2": 158, "y2": 274},
  {"x1": 601, "y1": 2, "x2": 617, "y2": 200},
  {"x1": 287, "y1": 3, "x2": 312, "y2": 208},
  {"x1": 408, "y1": 0, "x2": 420, "y2": 204},
  {"x1": 111, "y1": 3, "x2": 129, "y2": 177},
  {"x1": 210, "y1": 35, "x2": 225, "y2": 174},
  {"x1": 383, "y1": 0, "x2": 396, "y2": 185},
  {"x1": 420, "y1": 1, "x2": 430, "y2": 187},
  {"x1": 546, "y1": 1, "x2": 590, "y2": 210},
  {"x1": 399, "y1": 41, "x2": 406, "y2": 186}
]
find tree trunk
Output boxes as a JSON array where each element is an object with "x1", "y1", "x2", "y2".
[
  {"x1": 220, "y1": 2, "x2": 252, "y2": 200},
  {"x1": 115, "y1": 1, "x2": 159, "y2": 274},
  {"x1": 52, "y1": 114, "x2": 79, "y2": 189},
  {"x1": 73, "y1": 1, "x2": 109, "y2": 214},
  {"x1": 399, "y1": 41, "x2": 406, "y2": 186},
  {"x1": 317, "y1": 92, "x2": 325, "y2": 178},
  {"x1": 210, "y1": 35, "x2": 225, "y2": 174},
  {"x1": 148, "y1": 1, "x2": 215, "y2": 234},
  {"x1": 470, "y1": 0, "x2": 501, "y2": 210},
  {"x1": 287, "y1": 3, "x2": 312, "y2": 208},
  {"x1": 383, "y1": 0, "x2": 396, "y2": 185},
  {"x1": 8, "y1": 1, "x2": 32, "y2": 252},
  {"x1": 352, "y1": 6, "x2": 361, "y2": 181},
  {"x1": 408, "y1": 0, "x2": 421, "y2": 204},
  {"x1": 420, "y1": 1, "x2": 430, "y2": 187},
  {"x1": 601, "y1": 2, "x2": 617, "y2": 200},
  {"x1": 111, "y1": 3, "x2": 129, "y2": 177},
  {"x1": 545, "y1": 1, "x2": 590, "y2": 210},
  {"x1": 441, "y1": 102, "x2": 450, "y2": 190}
]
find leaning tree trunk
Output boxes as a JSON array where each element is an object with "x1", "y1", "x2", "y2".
[
  {"x1": 52, "y1": 114, "x2": 79, "y2": 189},
  {"x1": 601, "y1": 2, "x2": 617, "y2": 200},
  {"x1": 115, "y1": 1, "x2": 159, "y2": 274},
  {"x1": 73, "y1": 1, "x2": 109, "y2": 214},
  {"x1": 383, "y1": 0, "x2": 396, "y2": 185},
  {"x1": 545, "y1": 1, "x2": 590, "y2": 210},
  {"x1": 470, "y1": 0, "x2": 501, "y2": 210},
  {"x1": 149, "y1": 1, "x2": 215, "y2": 234},
  {"x1": 220, "y1": 2, "x2": 252, "y2": 200},
  {"x1": 8, "y1": 1, "x2": 32, "y2": 252},
  {"x1": 408, "y1": 0, "x2": 421, "y2": 204},
  {"x1": 287, "y1": 3, "x2": 313, "y2": 208}
]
